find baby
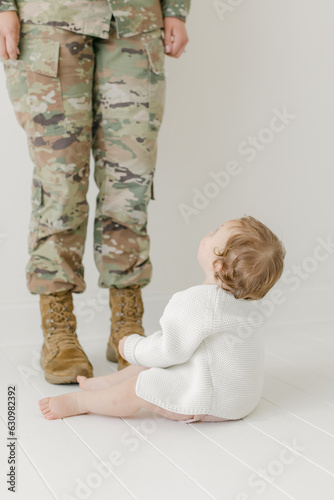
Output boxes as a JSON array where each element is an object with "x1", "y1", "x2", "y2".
[{"x1": 38, "y1": 215, "x2": 286, "y2": 423}]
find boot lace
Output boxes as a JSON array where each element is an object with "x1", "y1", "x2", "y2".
[
  {"x1": 112, "y1": 286, "x2": 143, "y2": 329},
  {"x1": 43, "y1": 296, "x2": 83, "y2": 351}
]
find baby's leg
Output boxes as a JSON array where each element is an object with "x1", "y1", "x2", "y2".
[
  {"x1": 77, "y1": 364, "x2": 149, "y2": 391},
  {"x1": 138, "y1": 400, "x2": 197, "y2": 422},
  {"x1": 38, "y1": 374, "x2": 147, "y2": 420}
]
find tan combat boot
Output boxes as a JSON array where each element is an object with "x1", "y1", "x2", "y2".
[
  {"x1": 40, "y1": 290, "x2": 94, "y2": 384},
  {"x1": 107, "y1": 285, "x2": 146, "y2": 370}
]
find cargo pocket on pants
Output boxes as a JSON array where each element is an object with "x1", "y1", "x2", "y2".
[
  {"x1": 144, "y1": 32, "x2": 166, "y2": 135},
  {"x1": 18, "y1": 32, "x2": 69, "y2": 137}
]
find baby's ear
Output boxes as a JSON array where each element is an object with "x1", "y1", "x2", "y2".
[{"x1": 213, "y1": 259, "x2": 223, "y2": 273}]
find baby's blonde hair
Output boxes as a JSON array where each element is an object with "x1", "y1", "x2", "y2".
[{"x1": 213, "y1": 215, "x2": 286, "y2": 300}]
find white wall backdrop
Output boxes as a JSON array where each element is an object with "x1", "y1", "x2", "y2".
[{"x1": 1, "y1": 0, "x2": 333, "y2": 327}]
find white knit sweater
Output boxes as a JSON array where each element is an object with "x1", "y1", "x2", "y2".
[{"x1": 123, "y1": 284, "x2": 268, "y2": 420}]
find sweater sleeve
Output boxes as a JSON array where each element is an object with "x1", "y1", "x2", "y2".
[
  {"x1": 160, "y1": 0, "x2": 191, "y2": 22},
  {"x1": 0, "y1": 0, "x2": 18, "y2": 13},
  {"x1": 123, "y1": 287, "x2": 215, "y2": 368}
]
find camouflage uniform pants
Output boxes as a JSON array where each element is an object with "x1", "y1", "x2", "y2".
[{"x1": 2, "y1": 19, "x2": 166, "y2": 294}]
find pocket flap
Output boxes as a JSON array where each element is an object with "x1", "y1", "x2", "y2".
[
  {"x1": 18, "y1": 35, "x2": 60, "y2": 77},
  {"x1": 145, "y1": 36, "x2": 165, "y2": 75}
]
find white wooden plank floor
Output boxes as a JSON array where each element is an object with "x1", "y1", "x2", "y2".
[{"x1": 0, "y1": 304, "x2": 333, "y2": 500}]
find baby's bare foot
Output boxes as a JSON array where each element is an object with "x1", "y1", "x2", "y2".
[
  {"x1": 38, "y1": 392, "x2": 85, "y2": 420},
  {"x1": 77, "y1": 374, "x2": 115, "y2": 391}
]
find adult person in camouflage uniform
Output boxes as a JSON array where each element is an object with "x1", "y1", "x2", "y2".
[{"x1": 0, "y1": 0, "x2": 191, "y2": 381}]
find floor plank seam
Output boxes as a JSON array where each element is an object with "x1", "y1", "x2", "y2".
[
  {"x1": 1, "y1": 348, "x2": 141, "y2": 500},
  {"x1": 243, "y1": 418, "x2": 334, "y2": 477},
  {"x1": 261, "y1": 396, "x2": 334, "y2": 438},
  {"x1": 264, "y1": 371, "x2": 334, "y2": 408},
  {"x1": 264, "y1": 365, "x2": 334, "y2": 408},
  {"x1": 189, "y1": 425, "x2": 295, "y2": 500},
  {"x1": 0, "y1": 413, "x2": 59, "y2": 498},
  {"x1": 123, "y1": 419, "x2": 216, "y2": 500},
  {"x1": 265, "y1": 350, "x2": 334, "y2": 383}
]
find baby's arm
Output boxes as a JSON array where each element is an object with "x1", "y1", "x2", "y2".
[{"x1": 122, "y1": 288, "x2": 215, "y2": 368}]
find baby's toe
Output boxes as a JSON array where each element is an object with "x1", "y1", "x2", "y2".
[
  {"x1": 45, "y1": 413, "x2": 56, "y2": 420},
  {"x1": 38, "y1": 397, "x2": 50, "y2": 405}
]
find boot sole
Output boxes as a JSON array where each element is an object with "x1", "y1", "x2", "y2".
[{"x1": 40, "y1": 356, "x2": 93, "y2": 384}]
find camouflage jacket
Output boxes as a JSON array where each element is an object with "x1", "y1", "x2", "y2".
[{"x1": 0, "y1": 0, "x2": 191, "y2": 39}]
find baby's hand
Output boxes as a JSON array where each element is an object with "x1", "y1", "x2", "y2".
[{"x1": 118, "y1": 336, "x2": 129, "y2": 359}]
